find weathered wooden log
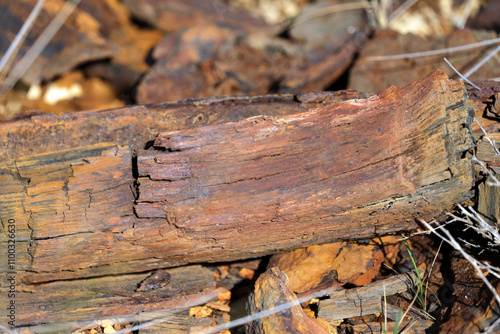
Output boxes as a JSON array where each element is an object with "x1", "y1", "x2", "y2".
[
  {"x1": 0, "y1": 89, "x2": 367, "y2": 326},
  {"x1": 0, "y1": 70, "x2": 490, "y2": 328},
  {"x1": 0, "y1": 71, "x2": 475, "y2": 288},
  {"x1": 1, "y1": 263, "x2": 226, "y2": 327},
  {"x1": 0, "y1": 90, "x2": 367, "y2": 162},
  {"x1": 134, "y1": 70, "x2": 474, "y2": 269}
]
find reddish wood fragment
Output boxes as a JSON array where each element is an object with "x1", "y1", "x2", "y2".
[
  {"x1": 247, "y1": 267, "x2": 335, "y2": 334},
  {"x1": 268, "y1": 242, "x2": 347, "y2": 294}
]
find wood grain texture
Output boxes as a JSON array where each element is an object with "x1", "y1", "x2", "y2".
[
  {"x1": 351, "y1": 320, "x2": 433, "y2": 334},
  {"x1": 317, "y1": 270, "x2": 422, "y2": 321},
  {"x1": 9, "y1": 264, "x2": 223, "y2": 327},
  {"x1": 0, "y1": 91, "x2": 367, "y2": 163},
  {"x1": 135, "y1": 70, "x2": 474, "y2": 266},
  {"x1": 0, "y1": 71, "x2": 475, "y2": 287},
  {"x1": 0, "y1": 71, "x2": 484, "y2": 327}
]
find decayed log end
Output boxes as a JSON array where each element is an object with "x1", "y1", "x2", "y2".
[{"x1": 1, "y1": 70, "x2": 475, "y2": 285}]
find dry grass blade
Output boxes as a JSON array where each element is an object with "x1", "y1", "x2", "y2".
[
  {"x1": 387, "y1": 0, "x2": 419, "y2": 23},
  {"x1": 366, "y1": 37, "x2": 500, "y2": 61},
  {"x1": 455, "y1": 204, "x2": 500, "y2": 250},
  {"x1": 419, "y1": 218, "x2": 500, "y2": 306},
  {"x1": 372, "y1": 0, "x2": 390, "y2": 28},
  {"x1": 443, "y1": 57, "x2": 481, "y2": 90},
  {"x1": 0, "y1": 0, "x2": 82, "y2": 100},
  {"x1": 0, "y1": 0, "x2": 45, "y2": 81},
  {"x1": 463, "y1": 44, "x2": 500, "y2": 80},
  {"x1": 383, "y1": 282, "x2": 388, "y2": 333}
]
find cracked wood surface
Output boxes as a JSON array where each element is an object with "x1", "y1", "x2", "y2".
[
  {"x1": 134, "y1": 70, "x2": 474, "y2": 270},
  {"x1": 0, "y1": 70, "x2": 481, "y2": 326},
  {"x1": 0, "y1": 89, "x2": 368, "y2": 326},
  {"x1": 2, "y1": 70, "x2": 474, "y2": 286},
  {"x1": 0, "y1": 90, "x2": 368, "y2": 163}
]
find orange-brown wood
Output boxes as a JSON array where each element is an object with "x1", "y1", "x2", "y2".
[
  {"x1": 1, "y1": 71, "x2": 492, "y2": 328},
  {"x1": 0, "y1": 71, "x2": 475, "y2": 286}
]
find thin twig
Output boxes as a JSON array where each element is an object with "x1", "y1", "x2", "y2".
[{"x1": 458, "y1": 204, "x2": 500, "y2": 245}]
